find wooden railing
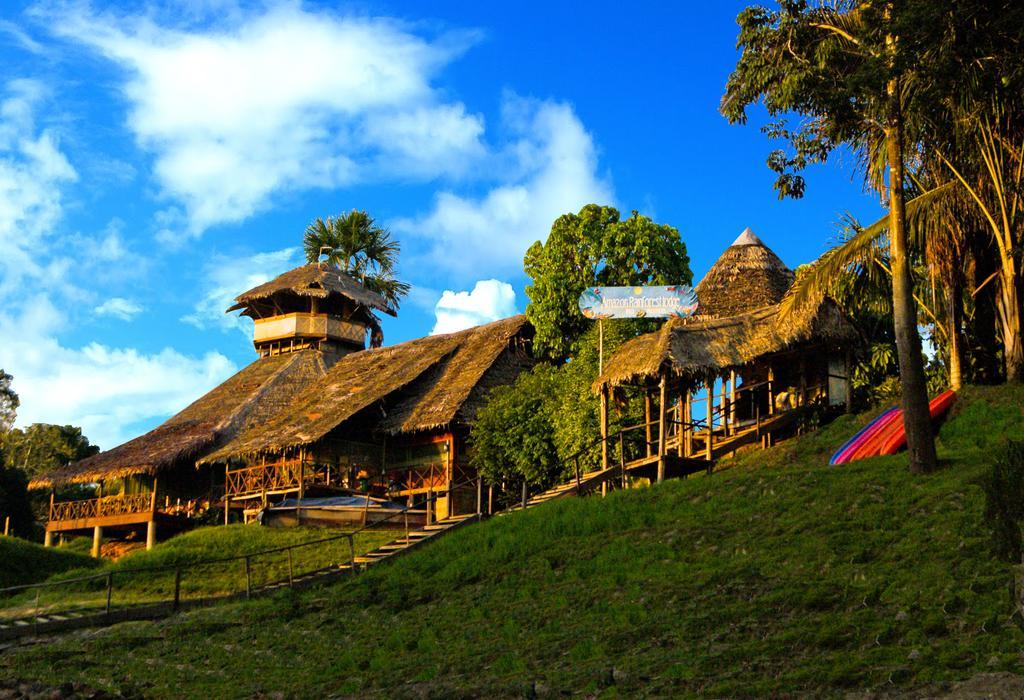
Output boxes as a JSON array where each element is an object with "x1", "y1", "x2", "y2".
[
  {"x1": 225, "y1": 460, "x2": 349, "y2": 500},
  {"x1": 49, "y1": 493, "x2": 155, "y2": 523},
  {"x1": 377, "y1": 462, "x2": 476, "y2": 496}
]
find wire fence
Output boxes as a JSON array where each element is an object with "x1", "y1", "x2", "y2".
[{"x1": 0, "y1": 476, "x2": 484, "y2": 625}]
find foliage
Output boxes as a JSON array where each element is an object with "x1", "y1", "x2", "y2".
[
  {"x1": 7, "y1": 386, "x2": 1024, "y2": 697},
  {"x1": 524, "y1": 205, "x2": 690, "y2": 360},
  {"x1": 0, "y1": 441, "x2": 33, "y2": 539},
  {"x1": 0, "y1": 369, "x2": 17, "y2": 434},
  {"x1": 2, "y1": 423, "x2": 99, "y2": 480},
  {"x1": 470, "y1": 364, "x2": 562, "y2": 488},
  {"x1": 472, "y1": 323, "x2": 642, "y2": 490},
  {"x1": 302, "y1": 209, "x2": 411, "y2": 309},
  {"x1": 979, "y1": 441, "x2": 1024, "y2": 564}
]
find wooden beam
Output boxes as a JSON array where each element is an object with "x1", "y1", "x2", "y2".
[
  {"x1": 600, "y1": 386, "x2": 609, "y2": 472},
  {"x1": 684, "y1": 391, "x2": 693, "y2": 458},
  {"x1": 644, "y1": 388, "x2": 653, "y2": 458},
  {"x1": 729, "y1": 370, "x2": 738, "y2": 436},
  {"x1": 657, "y1": 375, "x2": 668, "y2": 483}
]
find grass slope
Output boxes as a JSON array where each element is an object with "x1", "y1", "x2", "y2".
[
  {"x1": 4, "y1": 385, "x2": 1024, "y2": 698},
  {"x1": 0, "y1": 524, "x2": 394, "y2": 619},
  {"x1": 0, "y1": 537, "x2": 99, "y2": 589}
]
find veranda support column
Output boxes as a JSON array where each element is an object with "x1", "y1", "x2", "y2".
[
  {"x1": 92, "y1": 526, "x2": 103, "y2": 558},
  {"x1": 600, "y1": 385, "x2": 609, "y2": 472},
  {"x1": 644, "y1": 388, "x2": 653, "y2": 458},
  {"x1": 684, "y1": 391, "x2": 693, "y2": 458},
  {"x1": 44, "y1": 530, "x2": 54, "y2": 548},
  {"x1": 657, "y1": 375, "x2": 668, "y2": 483},
  {"x1": 146, "y1": 520, "x2": 157, "y2": 550},
  {"x1": 677, "y1": 389, "x2": 686, "y2": 458},
  {"x1": 706, "y1": 374, "x2": 715, "y2": 462},
  {"x1": 729, "y1": 370, "x2": 737, "y2": 436}
]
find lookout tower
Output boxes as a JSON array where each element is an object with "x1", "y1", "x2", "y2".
[{"x1": 227, "y1": 263, "x2": 396, "y2": 359}]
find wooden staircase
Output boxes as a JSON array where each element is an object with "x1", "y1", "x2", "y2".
[{"x1": 512, "y1": 465, "x2": 621, "y2": 511}]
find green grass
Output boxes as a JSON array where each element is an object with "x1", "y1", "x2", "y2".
[
  {"x1": 0, "y1": 524, "x2": 395, "y2": 619},
  {"x1": 4, "y1": 385, "x2": 1024, "y2": 698},
  {"x1": 0, "y1": 536, "x2": 99, "y2": 589}
]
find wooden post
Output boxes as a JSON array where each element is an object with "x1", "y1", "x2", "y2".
[
  {"x1": 3, "y1": 516, "x2": 8, "y2": 536},
  {"x1": 684, "y1": 391, "x2": 693, "y2": 458},
  {"x1": 619, "y1": 432, "x2": 627, "y2": 489},
  {"x1": 105, "y1": 572, "x2": 113, "y2": 614},
  {"x1": 476, "y1": 477, "x2": 483, "y2": 517},
  {"x1": 244, "y1": 556, "x2": 252, "y2": 599},
  {"x1": 44, "y1": 529, "x2": 53, "y2": 548},
  {"x1": 644, "y1": 388, "x2": 653, "y2": 458},
  {"x1": 600, "y1": 386, "x2": 609, "y2": 472},
  {"x1": 92, "y1": 525, "x2": 103, "y2": 558},
  {"x1": 348, "y1": 535, "x2": 356, "y2": 575},
  {"x1": 657, "y1": 375, "x2": 668, "y2": 483},
  {"x1": 767, "y1": 365, "x2": 775, "y2": 416},
  {"x1": 706, "y1": 375, "x2": 715, "y2": 462},
  {"x1": 49, "y1": 492, "x2": 54, "y2": 525},
  {"x1": 488, "y1": 485, "x2": 494, "y2": 515},
  {"x1": 297, "y1": 451, "x2": 305, "y2": 526},
  {"x1": 729, "y1": 370, "x2": 737, "y2": 436},
  {"x1": 426, "y1": 489, "x2": 434, "y2": 525},
  {"x1": 676, "y1": 389, "x2": 685, "y2": 458},
  {"x1": 799, "y1": 356, "x2": 808, "y2": 408},
  {"x1": 287, "y1": 548, "x2": 294, "y2": 587},
  {"x1": 151, "y1": 477, "x2": 158, "y2": 513},
  {"x1": 521, "y1": 480, "x2": 528, "y2": 509},
  {"x1": 146, "y1": 520, "x2": 157, "y2": 551}
]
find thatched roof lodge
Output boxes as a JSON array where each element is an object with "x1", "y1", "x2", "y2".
[
  {"x1": 203, "y1": 315, "x2": 534, "y2": 520},
  {"x1": 591, "y1": 229, "x2": 858, "y2": 482}
]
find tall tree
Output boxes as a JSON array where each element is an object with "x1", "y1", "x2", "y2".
[
  {"x1": 524, "y1": 205, "x2": 691, "y2": 360},
  {"x1": 3, "y1": 424, "x2": 100, "y2": 480},
  {"x1": 303, "y1": 210, "x2": 411, "y2": 310},
  {"x1": 0, "y1": 370, "x2": 18, "y2": 435},
  {"x1": 722, "y1": 1, "x2": 940, "y2": 473}
]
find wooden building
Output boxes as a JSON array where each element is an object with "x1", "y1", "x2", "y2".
[
  {"x1": 201, "y1": 315, "x2": 534, "y2": 522},
  {"x1": 29, "y1": 262, "x2": 393, "y2": 554},
  {"x1": 592, "y1": 230, "x2": 859, "y2": 482}
]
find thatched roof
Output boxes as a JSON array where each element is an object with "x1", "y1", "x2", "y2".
[
  {"x1": 201, "y1": 315, "x2": 532, "y2": 463},
  {"x1": 693, "y1": 229, "x2": 795, "y2": 319},
  {"x1": 29, "y1": 351, "x2": 331, "y2": 489},
  {"x1": 594, "y1": 300, "x2": 857, "y2": 391},
  {"x1": 227, "y1": 263, "x2": 395, "y2": 316}
]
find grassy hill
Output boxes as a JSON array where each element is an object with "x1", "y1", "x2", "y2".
[
  {"x1": 0, "y1": 524, "x2": 394, "y2": 619},
  {"x1": 0, "y1": 536, "x2": 99, "y2": 589},
  {"x1": 3, "y1": 385, "x2": 1024, "y2": 698}
]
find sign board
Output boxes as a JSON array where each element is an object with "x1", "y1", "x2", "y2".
[{"x1": 578, "y1": 285, "x2": 699, "y2": 319}]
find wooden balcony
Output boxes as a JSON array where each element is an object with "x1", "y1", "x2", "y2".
[
  {"x1": 47, "y1": 493, "x2": 157, "y2": 533},
  {"x1": 253, "y1": 312, "x2": 365, "y2": 345},
  {"x1": 225, "y1": 459, "x2": 348, "y2": 501}
]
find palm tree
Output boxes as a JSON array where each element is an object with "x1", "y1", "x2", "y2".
[{"x1": 303, "y1": 210, "x2": 411, "y2": 310}]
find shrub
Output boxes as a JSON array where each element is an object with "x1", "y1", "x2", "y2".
[{"x1": 979, "y1": 440, "x2": 1024, "y2": 563}]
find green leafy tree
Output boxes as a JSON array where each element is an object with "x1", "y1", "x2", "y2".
[
  {"x1": 722, "y1": 0, "x2": 945, "y2": 473},
  {"x1": 524, "y1": 205, "x2": 691, "y2": 360},
  {"x1": 0, "y1": 442, "x2": 33, "y2": 538},
  {"x1": 470, "y1": 365, "x2": 563, "y2": 489},
  {"x1": 0, "y1": 370, "x2": 18, "y2": 434},
  {"x1": 303, "y1": 210, "x2": 411, "y2": 309},
  {"x1": 3, "y1": 424, "x2": 100, "y2": 480}
]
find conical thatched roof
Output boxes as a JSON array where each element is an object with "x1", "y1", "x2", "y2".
[
  {"x1": 200, "y1": 315, "x2": 533, "y2": 463},
  {"x1": 227, "y1": 263, "x2": 395, "y2": 316},
  {"x1": 29, "y1": 350, "x2": 333, "y2": 489},
  {"x1": 693, "y1": 229, "x2": 795, "y2": 319},
  {"x1": 594, "y1": 300, "x2": 857, "y2": 391}
]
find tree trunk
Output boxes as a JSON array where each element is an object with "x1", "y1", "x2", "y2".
[
  {"x1": 947, "y1": 273, "x2": 963, "y2": 391},
  {"x1": 997, "y1": 260, "x2": 1024, "y2": 382},
  {"x1": 886, "y1": 73, "x2": 938, "y2": 474}
]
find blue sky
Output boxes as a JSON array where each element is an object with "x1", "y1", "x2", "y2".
[{"x1": 0, "y1": 0, "x2": 884, "y2": 449}]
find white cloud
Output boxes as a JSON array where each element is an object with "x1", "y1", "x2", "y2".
[
  {"x1": 47, "y1": 4, "x2": 486, "y2": 238},
  {"x1": 397, "y1": 94, "x2": 614, "y2": 281},
  {"x1": 94, "y1": 297, "x2": 143, "y2": 320},
  {"x1": 182, "y1": 246, "x2": 301, "y2": 334},
  {"x1": 431, "y1": 279, "x2": 517, "y2": 335},
  {"x1": 0, "y1": 79, "x2": 79, "y2": 297},
  {"x1": 0, "y1": 77, "x2": 235, "y2": 450},
  {"x1": 0, "y1": 295, "x2": 235, "y2": 449}
]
